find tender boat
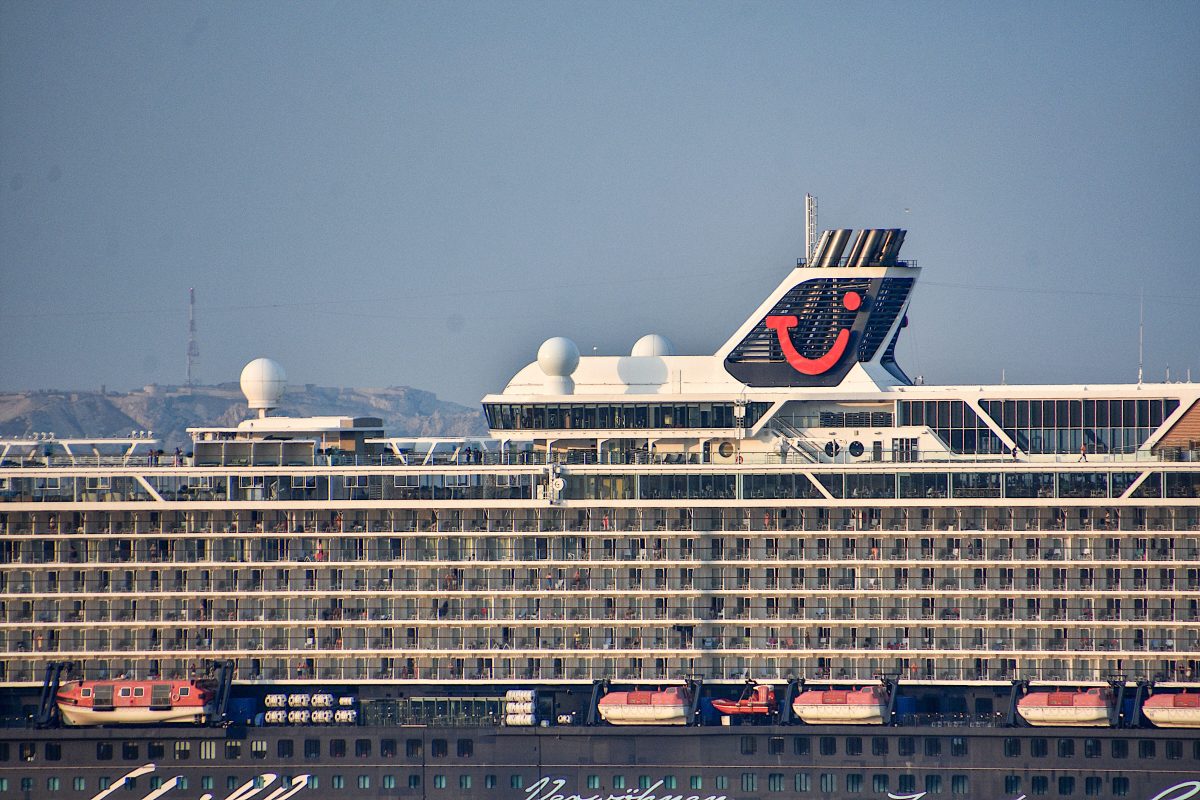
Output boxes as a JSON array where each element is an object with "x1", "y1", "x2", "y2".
[
  {"x1": 56, "y1": 679, "x2": 213, "y2": 726},
  {"x1": 1017, "y1": 687, "x2": 1113, "y2": 727},
  {"x1": 712, "y1": 682, "x2": 777, "y2": 717},
  {"x1": 791, "y1": 685, "x2": 888, "y2": 725},
  {"x1": 1142, "y1": 691, "x2": 1200, "y2": 728},
  {"x1": 597, "y1": 686, "x2": 691, "y2": 726}
]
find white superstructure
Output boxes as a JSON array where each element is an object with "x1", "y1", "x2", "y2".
[{"x1": 0, "y1": 227, "x2": 1197, "y2": 691}]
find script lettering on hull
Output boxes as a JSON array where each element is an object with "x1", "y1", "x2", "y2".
[{"x1": 87, "y1": 766, "x2": 311, "y2": 800}]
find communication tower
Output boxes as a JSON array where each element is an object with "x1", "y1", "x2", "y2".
[{"x1": 186, "y1": 288, "x2": 199, "y2": 388}]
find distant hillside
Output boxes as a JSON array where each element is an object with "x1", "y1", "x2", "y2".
[{"x1": 0, "y1": 384, "x2": 487, "y2": 450}]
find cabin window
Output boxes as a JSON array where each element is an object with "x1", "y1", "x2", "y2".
[
  {"x1": 1165, "y1": 740, "x2": 1182, "y2": 760},
  {"x1": 1084, "y1": 738, "x2": 1101, "y2": 758},
  {"x1": 769, "y1": 773, "x2": 785, "y2": 792},
  {"x1": 1005, "y1": 776, "x2": 1022, "y2": 795},
  {"x1": 133, "y1": 687, "x2": 144, "y2": 698},
  {"x1": 147, "y1": 742, "x2": 164, "y2": 760},
  {"x1": 795, "y1": 774, "x2": 811, "y2": 792},
  {"x1": 1058, "y1": 738, "x2": 1074, "y2": 758},
  {"x1": 431, "y1": 739, "x2": 447, "y2": 758},
  {"x1": 380, "y1": 739, "x2": 396, "y2": 758},
  {"x1": 768, "y1": 737, "x2": 784, "y2": 755},
  {"x1": 405, "y1": 739, "x2": 422, "y2": 758},
  {"x1": 871, "y1": 737, "x2": 888, "y2": 756},
  {"x1": 1003, "y1": 738, "x2": 1021, "y2": 757},
  {"x1": 96, "y1": 742, "x2": 113, "y2": 760},
  {"x1": 925, "y1": 775, "x2": 942, "y2": 794},
  {"x1": 897, "y1": 775, "x2": 916, "y2": 793},
  {"x1": 359, "y1": 776, "x2": 372, "y2": 790},
  {"x1": 793, "y1": 736, "x2": 810, "y2": 756},
  {"x1": 173, "y1": 742, "x2": 189, "y2": 760},
  {"x1": 277, "y1": 740, "x2": 293, "y2": 759},
  {"x1": 898, "y1": 737, "x2": 915, "y2": 757},
  {"x1": 950, "y1": 736, "x2": 968, "y2": 757},
  {"x1": 741, "y1": 773, "x2": 757, "y2": 792},
  {"x1": 179, "y1": 686, "x2": 189, "y2": 696},
  {"x1": 122, "y1": 742, "x2": 139, "y2": 760},
  {"x1": 511, "y1": 774, "x2": 526, "y2": 789},
  {"x1": 328, "y1": 739, "x2": 345, "y2": 758},
  {"x1": 872, "y1": 775, "x2": 888, "y2": 793},
  {"x1": 80, "y1": 688, "x2": 92, "y2": 698},
  {"x1": 44, "y1": 743, "x2": 60, "y2": 761},
  {"x1": 251, "y1": 741, "x2": 267, "y2": 760},
  {"x1": 953, "y1": 775, "x2": 970, "y2": 795},
  {"x1": 739, "y1": 736, "x2": 756, "y2": 755},
  {"x1": 845, "y1": 774, "x2": 862, "y2": 793},
  {"x1": 1113, "y1": 777, "x2": 1130, "y2": 796},
  {"x1": 1030, "y1": 737, "x2": 1048, "y2": 757},
  {"x1": 119, "y1": 687, "x2": 131, "y2": 698},
  {"x1": 1111, "y1": 739, "x2": 1128, "y2": 758},
  {"x1": 19, "y1": 743, "x2": 35, "y2": 761},
  {"x1": 354, "y1": 739, "x2": 371, "y2": 758},
  {"x1": 1058, "y1": 777, "x2": 1075, "y2": 796},
  {"x1": 924, "y1": 737, "x2": 941, "y2": 757},
  {"x1": 457, "y1": 738, "x2": 473, "y2": 758},
  {"x1": 1138, "y1": 740, "x2": 1156, "y2": 759},
  {"x1": 199, "y1": 741, "x2": 216, "y2": 760},
  {"x1": 819, "y1": 736, "x2": 836, "y2": 756},
  {"x1": 304, "y1": 739, "x2": 320, "y2": 759},
  {"x1": 846, "y1": 737, "x2": 862, "y2": 756},
  {"x1": 1085, "y1": 777, "x2": 1104, "y2": 796}
]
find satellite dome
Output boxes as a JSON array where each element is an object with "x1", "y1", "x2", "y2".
[
  {"x1": 537, "y1": 337, "x2": 580, "y2": 395},
  {"x1": 631, "y1": 334, "x2": 676, "y2": 357},
  {"x1": 537, "y1": 337, "x2": 580, "y2": 377},
  {"x1": 240, "y1": 358, "x2": 287, "y2": 415}
]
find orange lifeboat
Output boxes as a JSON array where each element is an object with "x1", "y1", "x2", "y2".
[
  {"x1": 56, "y1": 679, "x2": 213, "y2": 726},
  {"x1": 791, "y1": 685, "x2": 887, "y2": 725},
  {"x1": 712, "y1": 683, "x2": 776, "y2": 717},
  {"x1": 1143, "y1": 692, "x2": 1200, "y2": 729},
  {"x1": 1017, "y1": 687, "x2": 1113, "y2": 727},
  {"x1": 597, "y1": 686, "x2": 691, "y2": 726}
]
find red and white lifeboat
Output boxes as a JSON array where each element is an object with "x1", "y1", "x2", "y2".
[
  {"x1": 791, "y1": 685, "x2": 887, "y2": 725},
  {"x1": 1017, "y1": 687, "x2": 1113, "y2": 727},
  {"x1": 56, "y1": 679, "x2": 213, "y2": 726},
  {"x1": 1143, "y1": 692, "x2": 1200, "y2": 729},
  {"x1": 598, "y1": 686, "x2": 691, "y2": 726},
  {"x1": 712, "y1": 683, "x2": 777, "y2": 717}
]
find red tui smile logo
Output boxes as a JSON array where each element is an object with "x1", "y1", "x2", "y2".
[{"x1": 764, "y1": 290, "x2": 862, "y2": 375}]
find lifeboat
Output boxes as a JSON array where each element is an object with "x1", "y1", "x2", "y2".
[
  {"x1": 712, "y1": 683, "x2": 777, "y2": 717},
  {"x1": 1017, "y1": 687, "x2": 1113, "y2": 727},
  {"x1": 56, "y1": 679, "x2": 213, "y2": 726},
  {"x1": 792, "y1": 685, "x2": 887, "y2": 725},
  {"x1": 598, "y1": 686, "x2": 691, "y2": 726},
  {"x1": 1143, "y1": 692, "x2": 1200, "y2": 729}
]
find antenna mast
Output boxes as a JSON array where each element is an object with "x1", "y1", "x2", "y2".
[
  {"x1": 804, "y1": 193, "x2": 818, "y2": 262},
  {"x1": 186, "y1": 287, "x2": 199, "y2": 388},
  {"x1": 1137, "y1": 286, "x2": 1144, "y2": 385}
]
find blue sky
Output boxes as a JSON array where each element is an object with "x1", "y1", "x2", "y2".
[{"x1": 2, "y1": 1, "x2": 1197, "y2": 405}]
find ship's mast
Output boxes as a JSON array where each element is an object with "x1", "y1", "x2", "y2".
[{"x1": 804, "y1": 193, "x2": 818, "y2": 262}]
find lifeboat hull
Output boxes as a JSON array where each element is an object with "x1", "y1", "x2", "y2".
[
  {"x1": 598, "y1": 688, "x2": 691, "y2": 726},
  {"x1": 792, "y1": 688, "x2": 887, "y2": 725},
  {"x1": 1143, "y1": 694, "x2": 1200, "y2": 729},
  {"x1": 1017, "y1": 690, "x2": 1112, "y2": 727},
  {"x1": 58, "y1": 704, "x2": 210, "y2": 726},
  {"x1": 711, "y1": 699, "x2": 773, "y2": 716}
]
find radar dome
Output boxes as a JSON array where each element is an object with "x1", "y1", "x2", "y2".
[
  {"x1": 631, "y1": 334, "x2": 676, "y2": 357},
  {"x1": 537, "y1": 337, "x2": 580, "y2": 395},
  {"x1": 537, "y1": 337, "x2": 580, "y2": 377},
  {"x1": 240, "y1": 358, "x2": 287, "y2": 414}
]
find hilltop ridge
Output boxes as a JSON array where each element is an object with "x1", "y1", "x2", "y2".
[{"x1": 0, "y1": 384, "x2": 487, "y2": 450}]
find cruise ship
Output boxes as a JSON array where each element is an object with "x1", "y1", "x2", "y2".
[{"x1": 1, "y1": 225, "x2": 1199, "y2": 800}]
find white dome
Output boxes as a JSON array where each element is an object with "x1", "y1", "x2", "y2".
[
  {"x1": 631, "y1": 333, "x2": 676, "y2": 357},
  {"x1": 537, "y1": 337, "x2": 580, "y2": 377},
  {"x1": 240, "y1": 358, "x2": 287, "y2": 411}
]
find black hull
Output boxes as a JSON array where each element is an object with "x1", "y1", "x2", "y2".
[{"x1": 2, "y1": 722, "x2": 1198, "y2": 800}]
